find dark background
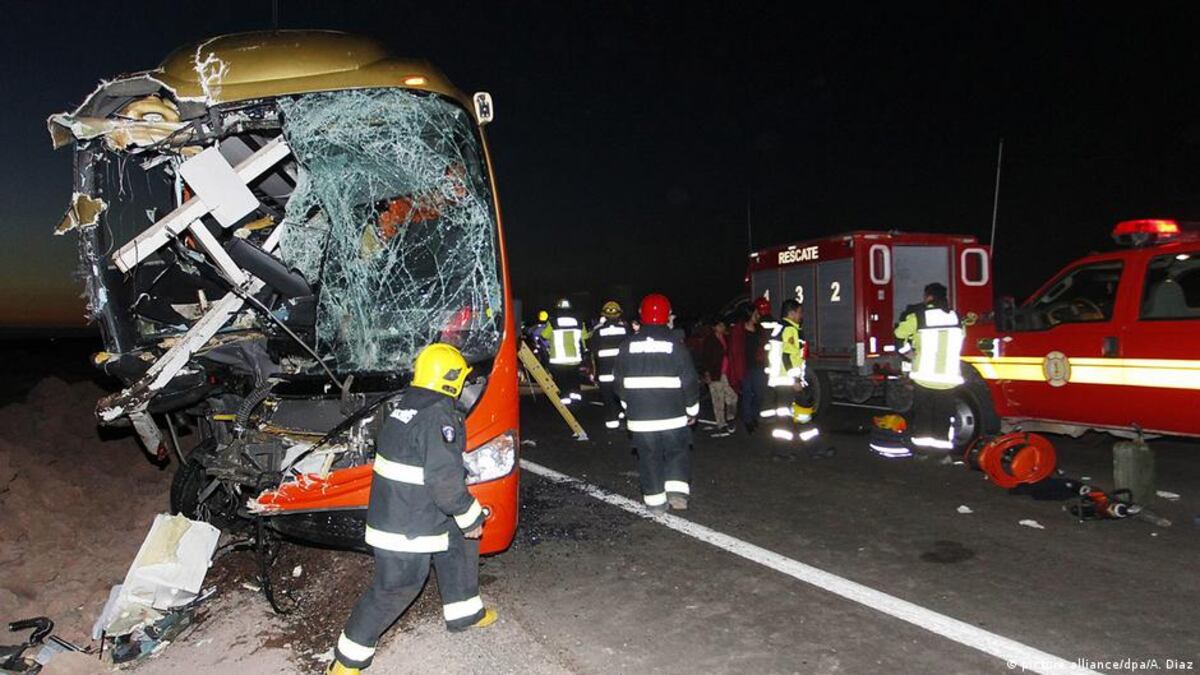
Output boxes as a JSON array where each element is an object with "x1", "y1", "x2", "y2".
[{"x1": 3, "y1": 1, "x2": 1200, "y2": 327}]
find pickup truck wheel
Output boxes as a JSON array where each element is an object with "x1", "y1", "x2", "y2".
[{"x1": 951, "y1": 388, "x2": 984, "y2": 451}]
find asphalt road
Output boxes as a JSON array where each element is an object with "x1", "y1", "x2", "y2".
[{"x1": 479, "y1": 392, "x2": 1200, "y2": 675}]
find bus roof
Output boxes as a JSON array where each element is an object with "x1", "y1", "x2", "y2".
[{"x1": 52, "y1": 31, "x2": 468, "y2": 130}]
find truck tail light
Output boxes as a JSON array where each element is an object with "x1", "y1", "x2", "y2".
[{"x1": 464, "y1": 430, "x2": 516, "y2": 484}]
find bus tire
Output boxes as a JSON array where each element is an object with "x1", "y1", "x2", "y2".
[{"x1": 170, "y1": 440, "x2": 241, "y2": 531}]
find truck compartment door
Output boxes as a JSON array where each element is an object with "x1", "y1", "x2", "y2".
[
  {"x1": 816, "y1": 259, "x2": 854, "y2": 356},
  {"x1": 751, "y1": 268, "x2": 782, "y2": 308},
  {"x1": 893, "y1": 245, "x2": 950, "y2": 319},
  {"x1": 781, "y1": 265, "x2": 815, "y2": 316}
]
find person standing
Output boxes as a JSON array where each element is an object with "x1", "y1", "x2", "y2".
[
  {"x1": 613, "y1": 293, "x2": 701, "y2": 512},
  {"x1": 737, "y1": 296, "x2": 771, "y2": 433},
  {"x1": 765, "y1": 299, "x2": 833, "y2": 458},
  {"x1": 700, "y1": 316, "x2": 738, "y2": 436},
  {"x1": 541, "y1": 298, "x2": 586, "y2": 406},
  {"x1": 591, "y1": 300, "x2": 630, "y2": 430},
  {"x1": 330, "y1": 344, "x2": 495, "y2": 675},
  {"x1": 528, "y1": 309, "x2": 552, "y2": 366},
  {"x1": 894, "y1": 282, "x2": 965, "y2": 454}
]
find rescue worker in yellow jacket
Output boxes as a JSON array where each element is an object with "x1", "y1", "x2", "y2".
[
  {"x1": 764, "y1": 298, "x2": 834, "y2": 458},
  {"x1": 541, "y1": 298, "x2": 588, "y2": 405},
  {"x1": 330, "y1": 344, "x2": 496, "y2": 674},
  {"x1": 894, "y1": 282, "x2": 965, "y2": 454}
]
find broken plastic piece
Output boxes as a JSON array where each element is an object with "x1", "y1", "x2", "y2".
[
  {"x1": 101, "y1": 514, "x2": 219, "y2": 637},
  {"x1": 1018, "y1": 519, "x2": 1046, "y2": 530}
]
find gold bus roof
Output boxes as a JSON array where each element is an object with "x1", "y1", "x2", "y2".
[{"x1": 49, "y1": 30, "x2": 469, "y2": 149}]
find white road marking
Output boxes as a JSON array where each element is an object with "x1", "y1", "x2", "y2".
[{"x1": 520, "y1": 459, "x2": 1096, "y2": 675}]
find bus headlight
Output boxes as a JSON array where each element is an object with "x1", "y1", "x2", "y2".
[{"x1": 464, "y1": 430, "x2": 516, "y2": 485}]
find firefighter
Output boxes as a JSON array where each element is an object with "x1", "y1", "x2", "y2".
[
  {"x1": 330, "y1": 343, "x2": 495, "y2": 675},
  {"x1": 894, "y1": 282, "x2": 965, "y2": 454},
  {"x1": 764, "y1": 299, "x2": 833, "y2": 458},
  {"x1": 541, "y1": 298, "x2": 586, "y2": 405},
  {"x1": 527, "y1": 309, "x2": 552, "y2": 366},
  {"x1": 591, "y1": 300, "x2": 630, "y2": 430},
  {"x1": 613, "y1": 293, "x2": 701, "y2": 512}
]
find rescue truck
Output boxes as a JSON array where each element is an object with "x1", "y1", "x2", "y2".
[
  {"x1": 965, "y1": 219, "x2": 1200, "y2": 439},
  {"x1": 748, "y1": 231, "x2": 999, "y2": 449}
]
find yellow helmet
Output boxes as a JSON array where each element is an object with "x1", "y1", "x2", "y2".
[
  {"x1": 601, "y1": 300, "x2": 622, "y2": 318},
  {"x1": 537, "y1": 310, "x2": 549, "y2": 322},
  {"x1": 412, "y1": 343, "x2": 472, "y2": 398},
  {"x1": 791, "y1": 403, "x2": 815, "y2": 423}
]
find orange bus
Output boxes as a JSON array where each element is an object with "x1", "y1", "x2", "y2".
[{"x1": 48, "y1": 31, "x2": 519, "y2": 554}]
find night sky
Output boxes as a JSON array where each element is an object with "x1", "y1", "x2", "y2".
[{"x1": 3, "y1": 2, "x2": 1200, "y2": 327}]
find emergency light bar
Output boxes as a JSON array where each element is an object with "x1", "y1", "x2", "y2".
[{"x1": 1112, "y1": 218, "x2": 1180, "y2": 247}]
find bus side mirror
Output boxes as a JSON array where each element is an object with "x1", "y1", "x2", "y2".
[{"x1": 996, "y1": 295, "x2": 1017, "y2": 332}]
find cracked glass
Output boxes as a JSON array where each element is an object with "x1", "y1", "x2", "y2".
[{"x1": 277, "y1": 89, "x2": 503, "y2": 372}]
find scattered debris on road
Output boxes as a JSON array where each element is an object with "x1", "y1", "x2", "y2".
[
  {"x1": 1019, "y1": 519, "x2": 1046, "y2": 530},
  {"x1": 956, "y1": 505, "x2": 973, "y2": 514},
  {"x1": 0, "y1": 616, "x2": 93, "y2": 674},
  {"x1": 91, "y1": 513, "x2": 219, "y2": 664},
  {"x1": 1156, "y1": 490, "x2": 1181, "y2": 501}
]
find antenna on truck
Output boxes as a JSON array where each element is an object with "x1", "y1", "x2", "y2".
[
  {"x1": 989, "y1": 138, "x2": 1004, "y2": 251},
  {"x1": 746, "y1": 198, "x2": 753, "y2": 253}
]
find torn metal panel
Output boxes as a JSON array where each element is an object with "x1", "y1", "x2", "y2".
[
  {"x1": 46, "y1": 113, "x2": 188, "y2": 152},
  {"x1": 54, "y1": 192, "x2": 106, "y2": 235}
]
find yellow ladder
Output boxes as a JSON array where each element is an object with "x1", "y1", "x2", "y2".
[{"x1": 518, "y1": 341, "x2": 588, "y2": 441}]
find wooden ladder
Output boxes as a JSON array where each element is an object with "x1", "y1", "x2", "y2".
[{"x1": 517, "y1": 341, "x2": 588, "y2": 441}]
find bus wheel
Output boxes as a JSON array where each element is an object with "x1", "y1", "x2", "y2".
[{"x1": 170, "y1": 441, "x2": 242, "y2": 531}]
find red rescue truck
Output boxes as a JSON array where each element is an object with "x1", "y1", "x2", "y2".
[
  {"x1": 748, "y1": 220, "x2": 1200, "y2": 447},
  {"x1": 965, "y1": 219, "x2": 1200, "y2": 439},
  {"x1": 748, "y1": 231, "x2": 999, "y2": 449}
]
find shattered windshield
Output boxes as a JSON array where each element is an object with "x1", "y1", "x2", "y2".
[{"x1": 277, "y1": 89, "x2": 503, "y2": 373}]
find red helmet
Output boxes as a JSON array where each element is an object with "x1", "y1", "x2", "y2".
[
  {"x1": 639, "y1": 293, "x2": 671, "y2": 326},
  {"x1": 753, "y1": 296, "x2": 772, "y2": 316}
]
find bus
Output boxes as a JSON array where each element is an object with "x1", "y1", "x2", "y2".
[{"x1": 48, "y1": 31, "x2": 519, "y2": 554}]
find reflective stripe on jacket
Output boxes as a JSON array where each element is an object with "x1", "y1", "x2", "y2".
[
  {"x1": 591, "y1": 318, "x2": 629, "y2": 377},
  {"x1": 543, "y1": 314, "x2": 584, "y2": 365},
  {"x1": 761, "y1": 320, "x2": 793, "y2": 387},
  {"x1": 365, "y1": 388, "x2": 484, "y2": 552},
  {"x1": 612, "y1": 325, "x2": 701, "y2": 432},
  {"x1": 895, "y1": 305, "x2": 964, "y2": 390}
]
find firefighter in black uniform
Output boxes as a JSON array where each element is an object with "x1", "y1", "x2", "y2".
[
  {"x1": 591, "y1": 300, "x2": 630, "y2": 431},
  {"x1": 330, "y1": 343, "x2": 495, "y2": 675},
  {"x1": 613, "y1": 293, "x2": 701, "y2": 512}
]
